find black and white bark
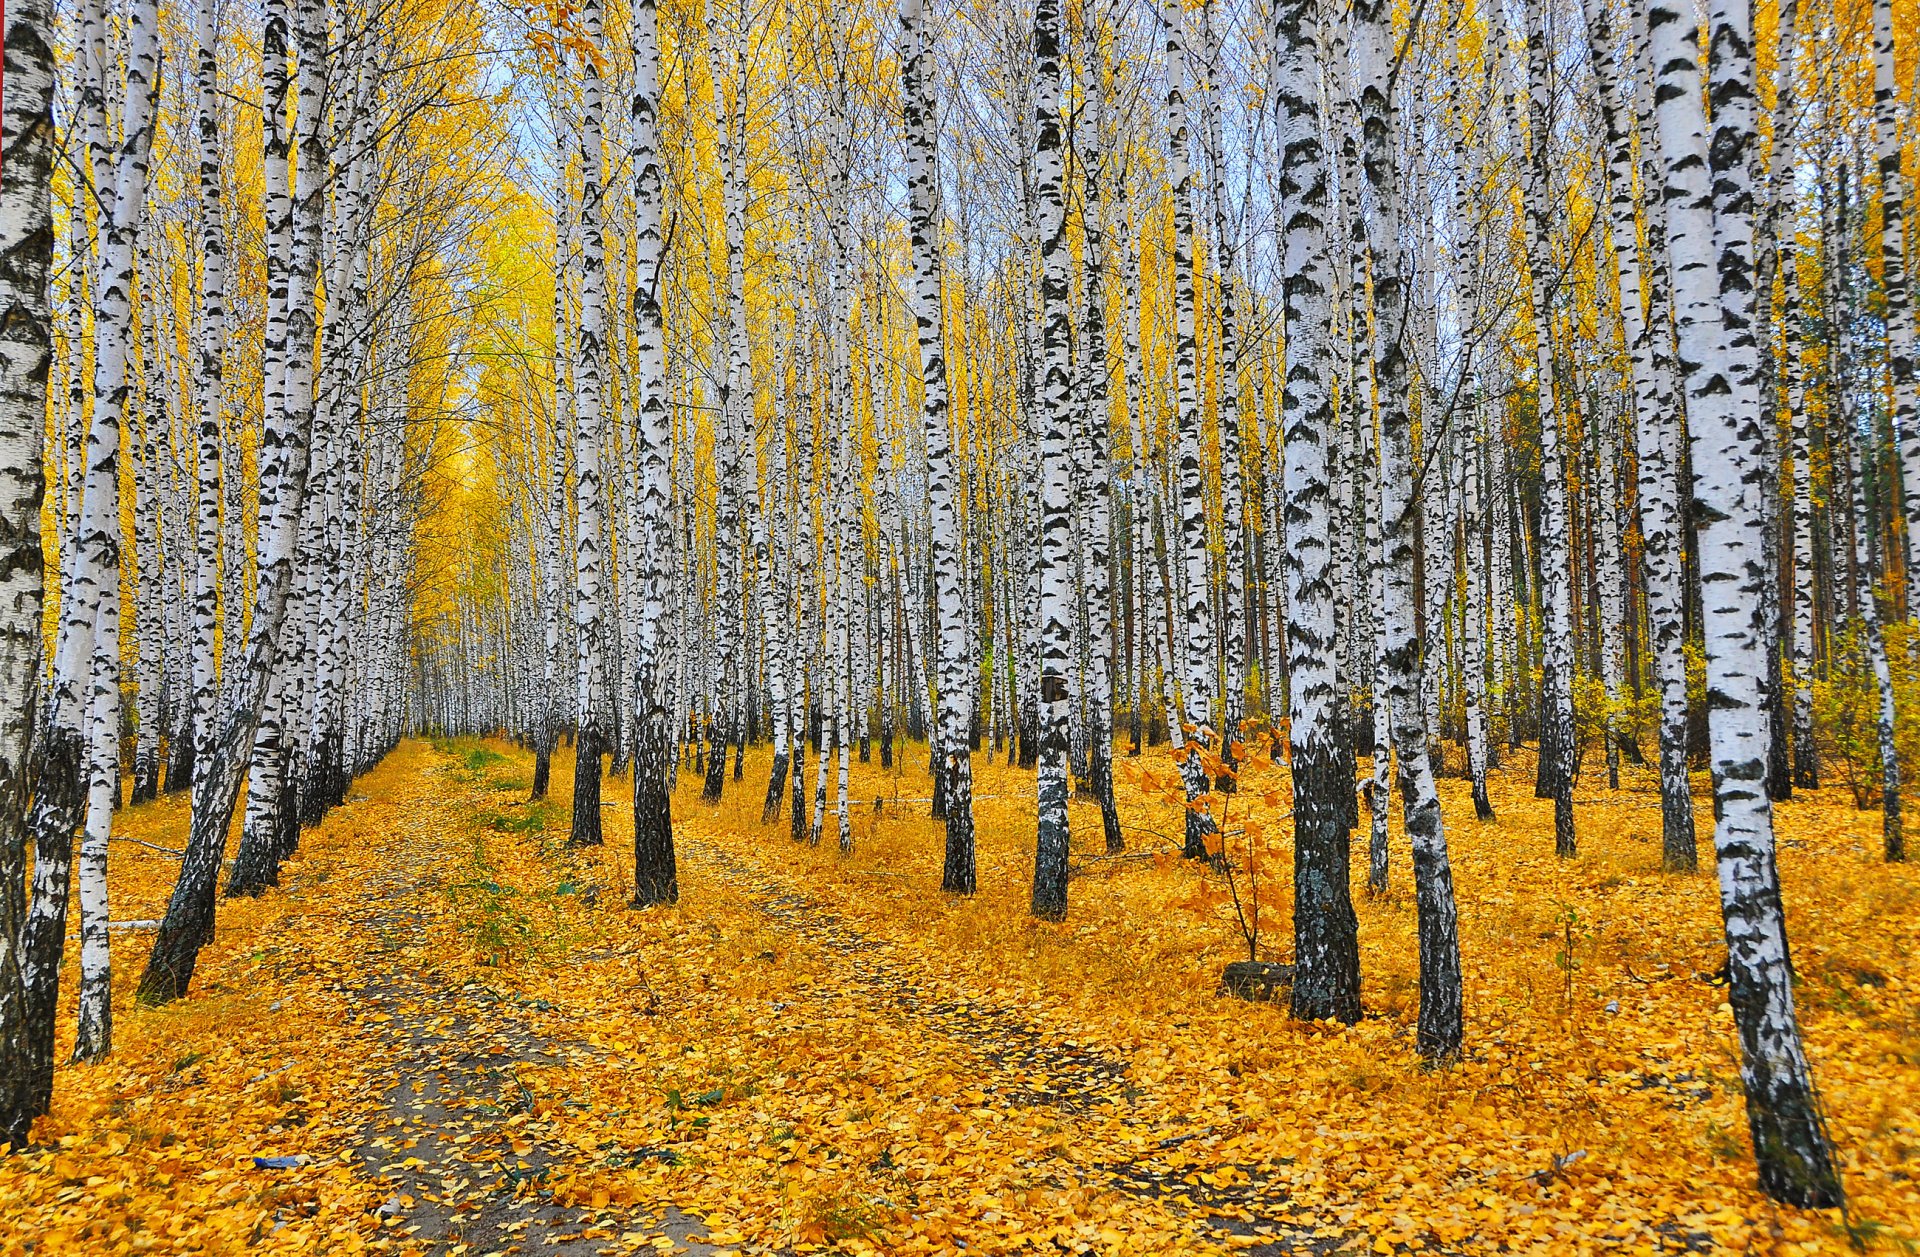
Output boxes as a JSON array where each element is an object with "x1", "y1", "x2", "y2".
[
  {"x1": 0, "y1": 0, "x2": 57, "y2": 1147},
  {"x1": 1029, "y1": 0, "x2": 1073, "y2": 921},
  {"x1": 137, "y1": 0, "x2": 327, "y2": 1004},
  {"x1": 1520, "y1": 0, "x2": 1577, "y2": 857},
  {"x1": 900, "y1": 0, "x2": 978, "y2": 891},
  {"x1": 1160, "y1": 0, "x2": 1217, "y2": 861},
  {"x1": 1274, "y1": 0, "x2": 1359, "y2": 1023},
  {"x1": 629, "y1": 0, "x2": 678, "y2": 905},
  {"x1": 1645, "y1": 0, "x2": 1844, "y2": 1206},
  {"x1": 1583, "y1": 0, "x2": 1696, "y2": 868},
  {"x1": 1078, "y1": 45, "x2": 1123, "y2": 857},
  {"x1": 1872, "y1": 0, "x2": 1920, "y2": 578},
  {"x1": 1356, "y1": 0, "x2": 1461, "y2": 1060},
  {"x1": 571, "y1": 0, "x2": 611, "y2": 846}
]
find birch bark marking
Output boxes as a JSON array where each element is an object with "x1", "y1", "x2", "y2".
[
  {"x1": 1200, "y1": 0, "x2": 1247, "y2": 786},
  {"x1": 571, "y1": 0, "x2": 610, "y2": 846},
  {"x1": 1274, "y1": 0, "x2": 1359, "y2": 1023},
  {"x1": 189, "y1": 0, "x2": 226, "y2": 803},
  {"x1": 760, "y1": 342, "x2": 792, "y2": 820},
  {"x1": 1355, "y1": 0, "x2": 1461, "y2": 1059},
  {"x1": 130, "y1": 324, "x2": 163, "y2": 805},
  {"x1": 1581, "y1": 0, "x2": 1696, "y2": 868},
  {"x1": 1160, "y1": 0, "x2": 1217, "y2": 861},
  {"x1": 1872, "y1": 0, "x2": 1920, "y2": 582},
  {"x1": 1029, "y1": 0, "x2": 1073, "y2": 921},
  {"x1": 702, "y1": 2, "x2": 749, "y2": 803},
  {"x1": 1463, "y1": 398, "x2": 1492, "y2": 821},
  {"x1": 535, "y1": 150, "x2": 576, "y2": 801},
  {"x1": 1645, "y1": 0, "x2": 1844, "y2": 1207},
  {"x1": 1834, "y1": 172, "x2": 1902, "y2": 865},
  {"x1": 1787, "y1": 252, "x2": 1816, "y2": 789},
  {"x1": 60, "y1": 0, "x2": 159, "y2": 1065},
  {"x1": 0, "y1": 0, "x2": 57, "y2": 1147},
  {"x1": 1521, "y1": 0, "x2": 1577, "y2": 858},
  {"x1": 901, "y1": 0, "x2": 978, "y2": 891},
  {"x1": 1080, "y1": 45, "x2": 1123, "y2": 856},
  {"x1": 628, "y1": 0, "x2": 677, "y2": 904}
]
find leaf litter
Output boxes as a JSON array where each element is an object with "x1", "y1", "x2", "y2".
[{"x1": 1, "y1": 735, "x2": 1916, "y2": 1254}]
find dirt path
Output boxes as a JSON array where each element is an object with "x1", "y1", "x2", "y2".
[
  {"x1": 262, "y1": 742, "x2": 1355, "y2": 1253},
  {"x1": 328, "y1": 764, "x2": 729, "y2": 1256}
]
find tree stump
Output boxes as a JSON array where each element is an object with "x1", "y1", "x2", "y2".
[{"x1": 1219, "y1": 961, "x2": 1296, "y2": 1003}]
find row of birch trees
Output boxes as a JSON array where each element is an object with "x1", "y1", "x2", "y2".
[
  {"x1": 0, "y1": 0, "x2": 497, "y2": 1150},
  {"x1": 0, "y1": 0, "x2": 1905, "y2": 1213},
  {"x1": 430, "y1": 0, "x2": 1905, "y2": 1209}
]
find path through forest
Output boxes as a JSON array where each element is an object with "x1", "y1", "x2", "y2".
[
  {"x1": 335, "y1": 768, "x2": 730, "y2": 1256},
  {"x1": 325, "y1": 742, "x2": 1339, "y2": 1254}
]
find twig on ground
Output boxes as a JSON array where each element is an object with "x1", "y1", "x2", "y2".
[{"x1": 112, "y1": 836, "x2": 185, "y2": 857}]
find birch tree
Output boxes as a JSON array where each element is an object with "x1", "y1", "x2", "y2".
[
  {"x1": 0, "y1": 0, "x2": 58, "y2": 1147},
  {"x1": 570, "y1": 0, "x2": 611, "y2": 847},
  {"x1": 1355, "y1": 0, "x2": 1461, "y2": 1061},
  {"x1": 1273, "y1": 0, "x2": 1358, "y2": 1024},
  {"x1": 900, "y1": 0, "x2": 979, "y2": 892},
  {"x1": 1643, "y1": 0, "x2": 1842, "y2": 1205},
  {"x1": 629, "y1": 0, "x2": 679, "y2": 906},
  {"x1": 1029, "y1": 0, "x2": 1073, "y2": 921}
]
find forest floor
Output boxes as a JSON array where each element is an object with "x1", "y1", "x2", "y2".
[{"x1": 1, "y1": 734, "x2": 1917, "y2": 1255}]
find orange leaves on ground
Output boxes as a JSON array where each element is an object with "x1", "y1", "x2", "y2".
[{"x1": 6, "y1": 735, "x2": 1917, "y2": 1255}]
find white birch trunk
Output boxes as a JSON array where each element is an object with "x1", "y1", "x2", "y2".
[
  {"x1": 1029, "y1": 0, "x2": 1073, "y2": 920},
  {"x1": 1160, "y1": 0, "x2": 1217, "y2": 860},
  {"x1": 1355, "y1": 0, "x2": 1461, "y2": 1059},
  {"x1": 1274, "y1": 0, "x2": 1359, "y2": 1020},
  {"x1": 1645, "y1": 0, "x2": 1842, "y2": 1205},
  {"x1": 570, "y1": 0, "x2": 611, "y2": 846},
  {"x1": 0, "y1": 0, "x2": 59, "y2": 1141}
]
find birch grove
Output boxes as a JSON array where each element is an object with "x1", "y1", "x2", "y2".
[{"x1": 4, "y1": 0, "x2": 1918, "y2": 1216}]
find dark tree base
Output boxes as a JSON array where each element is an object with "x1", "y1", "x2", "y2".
[
  {"x1": 701, "y1": 724, "x2": 726, "y2": 803},
  {"x1": 571, "y1": 731, "x2": 604, "y2": 847},
  {"x1": 763, "y1": 750, "x2": 789, "y2": 823}
]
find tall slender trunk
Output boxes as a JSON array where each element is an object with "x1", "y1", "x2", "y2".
[
  {"x1": 901, "y1": 0, "x2": 977, "y2": 890},
  {"x1": 0, "y1": 0, "x2": 58, "y2": 1144},
  {"x1": 1787, "y1": 254, "x2": 1817, "y2": 789},
  {"x1": 1644, "y1": 0, "x2": 1843, "y2": 1207},
  {"x1": 1355, "y1": 0, "x2": 1461, "y2": 1060},
  {"x1": 760, "y1": 341, "x2": 792, "y2": 823},
  {"x1": 1463, "y1": 394, "x2": 1493, "y2": 821},
  {"x1": 1079, "y1": 59, "x2": 1123, "y2": 857},
  {"x1": 55, "y1": 0, "x2": 159, "y2": 1066},
  {"x1": 571, "y1": 0, "x2": 610, "y2": 847},
  {"x1": 702, "y1": 7, "x2": 749, "y2": 805},
  {"x1": 1583, "y1": 0, "x2": 1696, "y2": 868},
  {"x1": 1275, "y1": 0, "x2": 1359, "y2": 1022},
  {"x1": 1029, "y1": 0, "x2": 1073, "y2": 921},
  {"x1": 628, "y1": 0, "x2": 677, "y2": 904},
  {"x1": 1521, "y1": 0, "x2": 1577, "y2": 857},
  {"x1": 1835, "y1": 178, "x2": 1902, "y2": 863},
  {"x1": 136, "y1": 0, "x2": 327, "y2": 1005},
  {"x1": 1872, "y1": 0, "x2": 1920, "y2": 580},
  {"x1": 1160, "y1": 0, "x2": 1217, "y2": 861},
  {"x1": 1200, "y1": 0, "x2": 1247, "y2": 786},
  {"x1": 130, "y1": 315, "x2": 165, "y2": 805}
]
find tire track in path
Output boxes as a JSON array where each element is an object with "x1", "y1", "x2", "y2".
[{"x1": 684, "y1": 835, "x2": 1361, "y2": 1255}]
